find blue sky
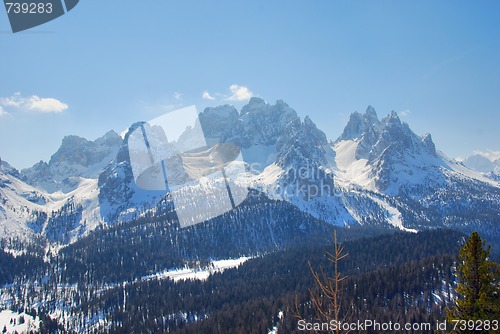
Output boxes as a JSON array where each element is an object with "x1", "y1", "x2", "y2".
[{"x1": 1, "y1": 0, "x2": 499, "y2": 169}]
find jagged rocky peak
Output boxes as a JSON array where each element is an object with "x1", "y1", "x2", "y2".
[
  {"x1": 338, "y1": 105, "x2": 380, "y2": 142},
  {"x1": 365, "y1": 105, "x2": 378, "y2": 121},
  {"x1": 383, "y1": 110, "x2": 400, "y2": 122},
  {"x1": 203, "y1": 104, "x2": 239, "y2": 118},
  {"x1": 95, "y1": 130, "x2": 123, "y2": 147},
  {"x1": 421, "y1": 133, "x2": 436, "y2": 156},
  {"x1": 373, "y1": 111, "x2": 437, "y2": 159},
  {"x1": 195, "y1": 99, "x2": 301, "y2": 148},
  {"x1": 49, "y1": 135, "x2": 90, "y2": 166},
  {"x1": 197, "y1": 99, "x2": 329, "y2": 168},
  {"x1": 337, "y1": 106, "x2": 383, "y2": 159},
  {"x1": 273, "y1": 99, "x2": 299, "y2": 122},
  {"x1": 236, "y1": 98, "x2": 300, "y2": 147},
  {"x1": 350, "y1": 110, "x2": 441, "y2": 193},
  {"x1": 20, "y1": 130, "x2": 123, "y2": 193},
  {"x1": 23, "y1": 161, "x2": 52, "y2": 178},
  {"x1": 240, "y1": 97, "x2": 268, "y2": 115},
  {"x1": 275, "y1": 114, "x2": 335, "y2": 199},
  {"x1": 276, "y1": 115, "x2": 330, "y2": 168},
  {"x1": 240, "y1": 98, "x2": 298, "y2": 122},
  {"x1": 303, "y1": 116, "x2": 328, "y2": 146},
  {"x1": 338, "y1": 106, "x2": 437, "y2": 161},
  {"x1": 375, "y1": 111, "x2": 411, "y2": 154},
  {"x1": 199, "y1": 105, "x2": 239, "y2": 141},
  {"x1": 116, "y1": 122, "x2": 145, "y2": 164},
  {"x1": 49, "y1": 131, "x2": 122, "y2": 167},
  {"x1": 0, "y1": 159, "x2": 20, "y2": 178},
  {"x1": 98, "y1": 121, "x2": 169, "y2": 222}
]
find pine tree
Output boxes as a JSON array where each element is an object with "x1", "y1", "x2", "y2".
[{"x1": 447, "y1": 231, "x2": 500, "y2": 331}]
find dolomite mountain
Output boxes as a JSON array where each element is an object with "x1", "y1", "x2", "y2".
[{"x1": 0, "y1": 98, "x2": 499, "y2": 245}]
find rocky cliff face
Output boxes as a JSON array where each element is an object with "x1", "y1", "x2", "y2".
[
  {"x1": 21, "y1": 131, "x2": 122, "y2": 193},
  {"x1": 1, "y1": 101, "x2": 499, "y2": 245}
]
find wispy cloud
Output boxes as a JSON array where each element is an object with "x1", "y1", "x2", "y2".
[
  {"x1": 202, "y1": 90, "x2": 215, "y2": 100},
  {"x1": 0, "y1": 106, "x2": 8, "y2": 117},
  {"x1": 400, "y1": 109, "x2": 411, "y2": 117},
  {"x1": 0, "y1": 92, "x2": 68, "y2": 113},
  {"x1": 473, "y1": 150, "x2": 500, "y2": 162},
  {"x1": 227, "y1": 84, "x2": 253, "y2": 101},
  {"x1": 173, "y1": 92, "x2": 182, "y2": 100},
  {"x1": 201, "y1": 85, "x2": 253, "y2": 102}
]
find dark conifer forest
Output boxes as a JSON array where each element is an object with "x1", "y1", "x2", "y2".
[{"x1": 1, "y1": 206, "x2": 478, "y2": 334}]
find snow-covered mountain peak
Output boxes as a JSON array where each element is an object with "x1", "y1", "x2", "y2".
[
  {"x1": 335, "y1": 108, "x2": 461, "y2": 194},
  {"x1": 1, "y1": 101, "x2": 499, "y2": 246},
  {"x1": 49, "y1": 135, "x2": 90, "y2": 165},
  {"x1": 275, "y1": 114, "x2": 330, "y2": 167},
  {"x1": 374, "y1": 113, "x2": 429, "y2": 158},
  {"x1": 365, "y1": 105, "x2": 379, "y2": 123},
  {"x1": 458, "y1": 151, "x2": 500, "y2": 181},
  {"x1": 49, "y1": 131, "x2": 122, "y2": 167},
  {"x1": 203, "y1": 105, "x2": 238, "y2": 118},
  {"x1": 338, "y1": 106, "x2": 380, "y2": 143},
  {"x1": 0, "y1": 159, "x2": 20, "y2": 178},
  {"x1": 233, "y1": 99, "x2": 299, "y2": 148},
  {"x1": 95, "y1": 130, "x2": 123, "y2": 146},
  {"x1": 240, "y1": 97, "x2": 267, "y2": 114},
  {"x1": 421, "y1": 133, "x2": 437, "y2": 157},
  {"x1": 21, "y1": 131, "x2": 122, "y2": 193},
  {"x1": 383, "y1": 110, "x2": 400, "y2": 122},
  {"x1": 337, "y1": 107, "x2": 437, "y2": 163},
  {"x1": 239, "y1": 98, "x2": 297, "y2": 121},
  {"x1": 198, "y1": 105, "x2": 239, "y2": 144}
]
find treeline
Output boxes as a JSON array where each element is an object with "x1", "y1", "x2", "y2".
[
  {"x1": 0, "y1": 249, "x2": 48, "y2": 285},
  {"x1": 56, "y1": 198, "x2": 336, "y2": 284},
  {"x1": 64, "y1": 229, "x2": 465, "y2": 333},
  {"x1": 279, "y1": 254, "x2": 456, "y2": 334},
  {"x1": 1, "y1": 195, "x2": 485, "y2": 334},
  {"x1": 394, "y1": 179, "x2": 500, "y2": 254}
]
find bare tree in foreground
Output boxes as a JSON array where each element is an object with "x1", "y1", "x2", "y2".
[{"x1": 295, "y1": 230, "x2": 353, "y2": 333}]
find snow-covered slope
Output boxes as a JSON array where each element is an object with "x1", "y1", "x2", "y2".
[
  {"x1": 0, "y1": 162, "x2": 39, "y2": 240},
  {"x1": 0, "y1": 310, "x2": 40, "y2": 334},
  {"x1": 0, "y1": 160, "x2": 102, "y2": 244},
  {"x1": 1, "y1": 101, "x2": 499, "y2": 246},
  {"x1": 333, "y1": 106, "x2": 499, "y2": 236},
  {"x1": 21, "y1": 131, "x2": 121, "y2": 193},
  {"x1": 334, "y1": 107, "x2": 498, "y2": 194}
]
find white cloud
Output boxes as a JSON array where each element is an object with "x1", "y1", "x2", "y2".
[
  {"x1": 400, "y1": 109, "x2": 411, "y2": 117},
  {"x1": 473, "y1": 150, "x2": 500, "y2": 162},
  {"x1": 0, "y1": 92, "x2": 68, "y2": 113},
  {"x1": 173, "y1": 92, "x2": 182, "y2": 100},
  {"x1": 0, "y1": 92, "x2": 23, "y2": 108},
  {"x1": 202, "y1": 90, "x2": 215, "y2": 100},
  {"x1": 202, "y1": 85, "x2": 253, "y2": 102},
  {"x1": 0, "y1": 106, "x2": 8, "y2": 117},
  {"x1": 227, "y1": 84, "x2": 253, "y2": 101},
  {"x1": 26, "y1": 96, "x2": 68, "y2": 113}
]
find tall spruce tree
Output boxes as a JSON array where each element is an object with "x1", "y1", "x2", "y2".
[{"x1": 447, "y1": 232, "x2": 500, "y2": 330}]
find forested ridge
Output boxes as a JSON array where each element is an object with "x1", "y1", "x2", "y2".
[
  {"x1": 1, "y1": 197, "x2": 494, "y2": 334},
  {"x1": 1, "y1": 228, "x2": 468, "y2": 333}
]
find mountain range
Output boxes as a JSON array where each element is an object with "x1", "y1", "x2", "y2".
[
  {"x1": 461, "y1": 152, "x2": 500, "y2": 180},
  {"x1": 0, "y1": 98, "x2": 499, "y2": 247}
]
